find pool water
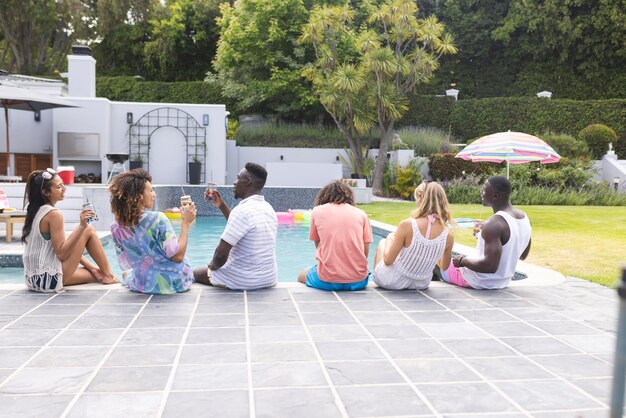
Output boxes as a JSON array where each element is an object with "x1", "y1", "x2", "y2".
[{"x1": 1, "y1": 217, "x2": 383, "y2": 284}]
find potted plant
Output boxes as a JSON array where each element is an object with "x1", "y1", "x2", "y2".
[
  {"x1": 189, "y1": 142, "x2": 205, "y2": 184},
  {"x1": 338, "y1": 146, "x2": 370, "y2": 179},
  {"x1": 129, "y1": 155, "x2": 143, "y2": 170}
]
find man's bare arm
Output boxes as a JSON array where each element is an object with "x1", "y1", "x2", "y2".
[
  {"x1": 520, "y1": 238, "x2": 531, "y2": 260},
  {"x1": 208, "y1": 239, "x2": 233, "y2": 270},
  {"x1": 454, "y1": 217, "x2": 504, "y2": 273}
]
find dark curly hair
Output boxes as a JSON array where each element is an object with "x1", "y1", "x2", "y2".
[
  {"x1": 314, "y1": 180, "x2": 355, "y2": 206},
  {"x1": 109, "y1": 168, "x2": 152, "y2": 226}
]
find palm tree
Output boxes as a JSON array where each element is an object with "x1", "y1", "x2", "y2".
[{"x1": 302, "y1": 0, "x2": 457, "y2": 195}]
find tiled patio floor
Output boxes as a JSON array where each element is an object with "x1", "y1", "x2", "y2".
[{"x1": 0, "y1": 278, "x2": 619, "y2": 418}]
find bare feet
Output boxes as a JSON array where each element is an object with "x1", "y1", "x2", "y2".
[{"x1": 91, "y1": 268, "x2": 121, "y2": 284}]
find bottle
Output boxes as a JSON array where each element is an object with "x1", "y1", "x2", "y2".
[{"x1": 82, "y1": 200, "x2": 99, "y2": 223}]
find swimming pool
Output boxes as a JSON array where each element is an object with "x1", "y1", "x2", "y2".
[{"x1": 1, "y1": 217, "x2": 383, "y2": 284}]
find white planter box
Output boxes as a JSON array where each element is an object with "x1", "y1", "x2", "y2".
[
  {"x1": 353, "y1": 187, "x2": 372, "y2": 204},
  {"x1": 388, "y1": 149, "x2": 415, "y2": 167},
  {"x1": 343, "y1": 178, "x2": 366, "y2": 188}
]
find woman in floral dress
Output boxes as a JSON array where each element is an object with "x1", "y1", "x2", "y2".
[{"x1": 109, "y1": 169, "x2": 196, "y2": 294}]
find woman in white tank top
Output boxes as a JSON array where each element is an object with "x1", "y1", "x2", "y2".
[
  {"x1": 373, "y1": 181, "x2": 455, "y2": 290},
  {"x1": 22, "y1": 169, "x2": 119, "y2": 292}
]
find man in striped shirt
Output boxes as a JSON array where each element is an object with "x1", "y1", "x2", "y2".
[{"x1": 193, "y1": 163, "x2": 278, "y2": 290}]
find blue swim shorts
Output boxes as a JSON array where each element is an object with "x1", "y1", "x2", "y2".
[{"x1": 305, "y1": 264, "x2": 369, "y2": 291}]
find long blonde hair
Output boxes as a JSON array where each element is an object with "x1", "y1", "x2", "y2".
[{"x1": 411, "y1": 181, "x2": 454, "y2": 226}]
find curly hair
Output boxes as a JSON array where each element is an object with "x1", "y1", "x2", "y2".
[
  {"x1": 109, "y1": 168, "x2": 152, "y2": 226},
  {"x1": 412, "y1": 181, "x2": 454, "y2": 226},
  {"x1": 314, "y1": 180, "x2": 355, "y2": 206}
]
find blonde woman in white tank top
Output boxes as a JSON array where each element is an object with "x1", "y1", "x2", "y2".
[
  {"x1": 21, "y1": 169, "x2": 119, "y2": 292},
  {"x1": 373, "y1": 181, "x2": 454, "y2": 290}
]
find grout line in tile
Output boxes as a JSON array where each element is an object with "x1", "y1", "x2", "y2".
[
  {"x1": 244, "y1": 291, "x2": 256, "y2": 418},
  {"x1": 396, "y1": 287, "x2": 610, "y2": 412},
  {"x1": 371, "y1": 288, "x2": 532, "y2": 418},
  {"x1": 468, "y1": 289, "x2": 614, "y2": 408},
  {"x1": 0, "y1": 292, "x2": 63, "y2": 332},
  {"x1": 58, "y1": 293, "x2": 155, "y2": 418},
  {"x1": 501, "y1": 287, "x2": 616, "y2": 336},
  {"x1": 0, "y1": 289, "x2": 113, "y2": 390},
  {"x1": 0, "y1": 289, "x2": 21, "y2": 302},
  {"x1": 155, "y1": 288, "x2": 203, "y2": 418},
  {"x1": 333, "y1": 291, "x2": 444, "y2": 418},
  {"x1": 441, "y1": 411, "x2": 591, "y2": 417},
  {"x1": 287, "y1": 289, "x2": 349, "y2": 418}
]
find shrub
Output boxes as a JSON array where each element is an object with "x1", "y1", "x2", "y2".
[
  {"x1": 389, "y1": 159, "x2": 424, "y2": 200},
  {"x1": 534, "y1": 159, "x2": 594, "y2": 189},
  {"x1": 396, "y1": 126, "x2": 454, "y2": 157},
  {"x1": 226, "y1": 119, "x2": 240, "y2": 140},
  {"x1": 442, "y1": 175, "x2": 482, "y2": 204},
  {"x1": 383, "y1": 161, "x2": 397, "y2": 197},
  {"x1": 444, "y1": 180, "x2": 626, "y2": 206},
  {"x1": 428, "y1": 153, "x2": 498, "y2": 181},
  {"x1": 476, "y1": 159, "x2": 594, "y2": 190},
  {"x1": 507, "y1": 164, "x2": 536, "y2": 187},
  {"x1": 577, "y1": 124, "x2": 618, "y2": 159},
  {"x1": 509, "y1": 182, "x2": 626, "y2": 206},
  {"x1": 539, "y1": 132, "x2": 591, "y2": 159},
  {"x1": 235, "y1": 123, "x2": 347, "y2": 148}
]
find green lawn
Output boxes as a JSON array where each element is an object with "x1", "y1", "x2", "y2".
[{"x1": 359, "y1": 202, "x2": 626, "y2": 287}]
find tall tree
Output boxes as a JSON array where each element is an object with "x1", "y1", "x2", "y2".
[
  {"x1": 493, "y1": 0, "x2": 626, "y2": 97},
  {"x1": 302, "y1": 0, "x2": 456, "y2": 195},
  {"x1": 0, "y1": 0, "x2": 93, "y2": 75},
  {"x1": 213, "y1": 0, "x2": 314, "y2": 118},
  {"x1": 435, "y1": 0, "x2": 512, "y2": 97},
  {"x1": 91, "y1": 0, "x2": 164, "y2": 77},
  {"x1": 144, "y1": 0, "x2": 223, "y2": 81},
  {"x1": 301, "y1": 5, "x2": 376, "y2": 176}
]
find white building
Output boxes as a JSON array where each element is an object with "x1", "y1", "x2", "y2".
[{"x1": 1, "y1": 46, "x2": 227, "y2": 185}]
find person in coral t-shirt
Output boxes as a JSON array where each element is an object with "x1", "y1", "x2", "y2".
[{"x1": 297, "y1": 180, "x2": 373, "y2": 291}]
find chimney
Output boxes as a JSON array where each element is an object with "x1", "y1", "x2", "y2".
[{"x1": 66, "y1": 45, "x2": 96, "y2": 98}]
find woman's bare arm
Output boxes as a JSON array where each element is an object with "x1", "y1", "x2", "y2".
[
  {"x1": 46, "y1": 210, "x2": 90, "y2": 262},
  {"x1": 383, "y1": 220, "x2": 411, "y2": 266},
  {"x1": 438, "y1": 231, "x2": 455, "y2": 270},
  {"x1": 171, "y1": 204, "x2": 196, "y2": 263}
]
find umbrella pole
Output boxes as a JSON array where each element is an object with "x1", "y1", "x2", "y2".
[
  {"x1": 506, "y1": 160, "x2": 510, "y2": 179},
  {"x1": 4, "y1": 106, "x2": 9, "y2": 176}
]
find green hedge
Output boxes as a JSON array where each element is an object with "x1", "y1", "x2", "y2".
[
  {"x1": 399, "y1": 95, "x2": 625, "y2": 157},
  {"x1": 96, "y1": 77, "x2": 626, "y2": 157},
  {"x1": 397, "y1": 95, "x2": 456, "y2": 130},
  {"x1": 236, "y1": 123, "x2": 347, "y2": 148},
  {"x1": 96, "y1": 76, "x2": 236, "y2": 113},
  {"x1": 449, "y1": 98, "x2": 626, "y2": 142}
]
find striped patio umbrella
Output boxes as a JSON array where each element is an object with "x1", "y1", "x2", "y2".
[{"x1": 455, "y1": 131, "x2": 561, "y2": 178}]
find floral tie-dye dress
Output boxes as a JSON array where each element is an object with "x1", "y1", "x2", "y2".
[{"x1": 111, "y1": 211, "x2": 194, "y2": 294}]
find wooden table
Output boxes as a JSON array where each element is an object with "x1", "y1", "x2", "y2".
[{"x1": 0, "y1": 210, "x2": 27, "y2": 243}]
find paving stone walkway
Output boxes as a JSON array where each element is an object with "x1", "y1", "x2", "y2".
[{"x1": 0, "y1": 277, "x2": 620, "y2": 418}]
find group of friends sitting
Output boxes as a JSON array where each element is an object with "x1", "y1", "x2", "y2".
[{"x1": 20, "y1": 162, "x2": 532, "y2": 294}]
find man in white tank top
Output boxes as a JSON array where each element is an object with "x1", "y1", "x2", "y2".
[{"x1": 441, "y1": 176, "x2": 532, "y2": 289}]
